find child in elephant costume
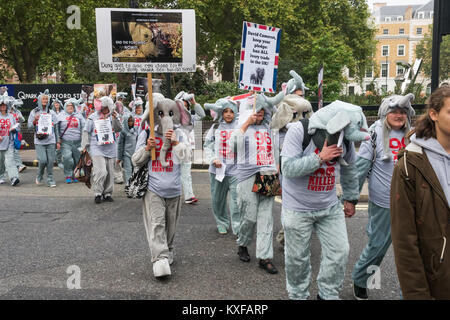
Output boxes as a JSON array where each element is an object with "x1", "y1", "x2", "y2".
[
  {"x1": 175, "y1": 91, "x2": 206, "y2": 204},
  {"x1": 28, "y1": 89, "x2": 60, "y2": 187},
  {"x1": 281, "y1": 100, "x2": 368, "y2": 300},
  {"x1": 204, "y1": 98, "x2": 240, "y2": 235},
  {"x1": 56, "y1": 98, "x2": 86, "y2": 184},
  {"x1": 351, "y1": 93, "x2": 415, "y2": 300},
  {"x1": 132, "y1": 96, "x2": 192, "y2": 278},
  {"x1": 81, "y1": 96, "x2": 123, "y2": 203},
  {"x1": 52, "y1": 98, "x2": 64, "y2": 170},
  {"x1": 0, "y1": 95, "x2": 20, "y2": 186},
  {"x1": 117, "y1": 114, "x2": 139, "y2": 185}
]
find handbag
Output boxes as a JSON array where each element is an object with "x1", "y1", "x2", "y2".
[
  {"x1": 125, "y1": 163, "x2": 149, "y2": 199},
  {"x1": 252, "y1": 172, "x2": 282, "y2": 197},
  {"x1": 74, "y1": 150, "x2": 93, "y2": 189}
]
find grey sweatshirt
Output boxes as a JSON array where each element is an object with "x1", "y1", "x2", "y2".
[{"x1": 410, "y1": 134, "x2": 450, "y2": 203}]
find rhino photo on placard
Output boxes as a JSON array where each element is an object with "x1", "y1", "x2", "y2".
[{"x1": 111, "y1": 11, "x2": 182, "y2": 63}]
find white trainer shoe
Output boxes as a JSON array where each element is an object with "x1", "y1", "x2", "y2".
[{"x1": 153, "y1": 258, "x2": 171, "y2": 278}]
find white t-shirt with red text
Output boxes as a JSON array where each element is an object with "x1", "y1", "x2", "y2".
[{"x1": 358, "y1": 120, "x2": 406, "y2": 208}]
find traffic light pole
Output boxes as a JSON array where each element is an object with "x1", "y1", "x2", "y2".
[{"x1": 431, "y1": 0, "x2": 441, "y2": 91}]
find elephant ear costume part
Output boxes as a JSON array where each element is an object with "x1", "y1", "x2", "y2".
[
  {"x1": 377, "y1": 93, "x2": 415, "y2": 161},
  {"x1": 204, "y1": 98, "x2": 239, "y2": 122},
  {"x1": 308, "y1": 100, "x2": 370, "y2": 166},
  {"x1": 0, "y1": 95, "x2": 15, "y2": 111},
  {"x1": 63, "y1": 98, "x2": 80, "y2": 114},
  {"x1": 285, "y1": 70, "x2": 309, "y2": 94},
  {"x1": 271, "y1": 94, "x2": 313, "y2": 130}
]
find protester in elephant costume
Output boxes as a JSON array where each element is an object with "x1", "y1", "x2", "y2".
[
  {"x1": 231, "y1": 71, "x2": 304, "y2": 275},
  {"x1": 351, "y1": 93, "x2": 415, "y2": 300},
  {"x1": 117, "y1": 113, "x2": 139, "y2": 186},
  {"x1": 204, "y1": 98, "x2": 240, "y2": 235},
  {"x1": 174, "y1": 91, "x2": 206, "y2": 204},
  {"x1": 28, "y1": 89, "x2": 59, "y2": 187},
  {"x1": 270, "y1": 71, "x2": 313, "y2": 247},
  {"x1": 281, "y1": 100, "x2": 369, "y2": 299},
  {"x1": 81, "y1": 96, "x2": 123, "y2": 203},
  {"x1": 0, "y1": 95, "x2": 20, "y2": 186},
  {"x1": 132, "y1": 95, "x2": 192, "y2": 278},
  {"x1": 9, "y1": 98, "x2": 27, "y2": 172},
  {"x1": 56, "y1": 98, "x2": 86, "y2": 184}
]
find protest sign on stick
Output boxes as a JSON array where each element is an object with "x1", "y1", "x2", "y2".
[{"x1": 96, "y1": 8, "x2": 196, "y2": 160}]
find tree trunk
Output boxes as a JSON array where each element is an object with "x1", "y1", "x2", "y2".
[{"x1": 221, "y1": 53, "x2": 235, "y2": 82}]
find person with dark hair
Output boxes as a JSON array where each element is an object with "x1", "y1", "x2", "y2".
[{"x1": 390, "y1": 85, "x2": 450, "y2": 299}]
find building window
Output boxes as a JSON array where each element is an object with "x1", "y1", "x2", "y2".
[
  {"x1": 383, "y1": 29, "x2": 389, "y2": 34},
  {"x1": 385, "y1": 17, "x2": 392, "y2": 22},
  {"x1": 418, "y1": 11, "x2": 424, "y2": 19},
  {"x1": 417, "y1": 27, "x2": 423, "y2": 35},
  {"x1": 398, "y1": 45, "x2": 405, "y2": 56},
  {"x1": 382, "y1": 45, "x2": 389, "y2": 56},
  {"x1": 366, "y1": 84, "x2": 374, "y2": 92},
  {"x1": 399, "y1": 28, "x2": 405, "y2": 34},
  {"x1": 381, "y1": 63, "x2": 389, "y2": 78},
  {"x1": 397, "y1": 65, "x2": 405, "y2": 76},
  {"x1": 349, "y1": 86, "x2": 355, "y2": 95},
  {"x1": 381, "y1": 85, "x2": 388, "y2": 92},
  {"x1": 397, "y1": 16, "x2": 403, "y2": 21},
  {"x1": 365, "y1": 68, "x2": 373, "y2": 78}
]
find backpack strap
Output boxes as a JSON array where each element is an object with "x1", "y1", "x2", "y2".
[{"x1": 300, "y1": 118, "x2": 311, "y2": 151}]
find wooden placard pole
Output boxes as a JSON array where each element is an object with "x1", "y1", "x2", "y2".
[
  {"x1": 253, "y1": 92, "x2": 257, "y2": 113},
  {"x1": 147, "y1": 72, "x2": 156, "y2": 160}
]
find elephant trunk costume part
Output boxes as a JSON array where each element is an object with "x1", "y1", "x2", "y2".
[
  {"x1": 377, "y1": 93, "x2": 415, "y2": 161},
  {"x1": 142, "y1": 94, "x2": 191, "y2": 167}
]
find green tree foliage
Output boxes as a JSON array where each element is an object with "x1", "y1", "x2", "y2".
[
  {"x1": 415, "y1": 26, "x2": 450, "y2": 82},
  {"x1": 0, "y1": 0, "x2": 129, "y2": 83}
]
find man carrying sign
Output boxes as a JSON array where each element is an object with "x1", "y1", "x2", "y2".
[{"x1": 81, "y1": 96, "x2": 122, "y2": 204}]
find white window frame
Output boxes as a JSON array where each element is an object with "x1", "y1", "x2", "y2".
[
  {"x1": 382, "y1": 45, "x2": 389, "y2": 57},
  {"x1": 417, "y1": 27, "x2": 423, "y2": 35},
  {"x1": 383, "y1": 28, "x2": 389, "y2": 35},
  {"x1": 397, "y1": 45, "x2": 405, "y2": 56},
  {"x1": 385, "y1": 16, "x2": 392, "y2": 22},
  {"x1": 418, "y1": 11, "x2": 424, "y2": 19},
  {"x1": 430, "y1": 11, "x2": 433, "y2": 19},
  {"x1": 381, "y1": 84, "x2": 388, "y2": 92},
  {"x1": 396, "y1": 64, "x2": 405, "y2": 76},
  {"x1": 397, "y1": 16, "x2": 403, "y2": 21},
  {"x1": 381, "y1": 63, "x2": 389, "y2": 78},
  {"x1": 365, "y1": 67, "x2": 373, "y2": 78},
  {"x1": 399, "y1": 28, "x2": 405, "y2": 34}
]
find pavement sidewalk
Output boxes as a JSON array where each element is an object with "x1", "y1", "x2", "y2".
[{"x1": 18, "y1": 149, "x2": 369, "y2": 202}]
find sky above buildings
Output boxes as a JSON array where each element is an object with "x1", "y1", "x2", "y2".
[{"x1": 367, "y1": 0, "x2": 429, "y2": 10}]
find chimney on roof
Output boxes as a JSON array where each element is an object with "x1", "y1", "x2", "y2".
[
  {"x1": 405, "y1": 6, "x2": 413, "y2": 20},
  {"x1": 373, "y1": 2, "x2": 387, "y2": 10}
]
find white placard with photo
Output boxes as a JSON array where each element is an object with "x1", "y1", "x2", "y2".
[
  {"x1": 94, "y1": 119, "x2": 115, "y2": 145},
  {"x1": 96, "y1": 8, "x2": 196, "y2": 73},
  {"x1": 37, "y1": 113, "x2": 53, "y2": 136}
]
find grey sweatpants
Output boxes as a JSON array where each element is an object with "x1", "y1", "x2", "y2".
[
  {"x1": 142, "y1": 190, "x2": 182, "y2": 263},
  {"x1": 92, "y1": 156, "x2": 114, "y2": 197}
]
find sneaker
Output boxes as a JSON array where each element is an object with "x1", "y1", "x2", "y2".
[
  {"x1": 18, "y1": 165, "x2": 27, "y2": 173},
  {"x1": 35, "y1": 178, "x2": 42, "y2": 185},
  {"x1": 0, "y1": 179, "x2": 5, "y2": 184},
  {"x1": 353, "y1": 283, "x2": 368, "y2": 300},
  {"x1": 65, "y1": 177, "x2": 73, "y2": 184},
  {"x1": 259, "y1": 259, "x2": 278, "y2": 274},
  {"x1": 11, "y1": 178, "x2": 20, "y2": 186},
  {"x1": 192, "y1": 197, "x2": 198, "y2": 203},
  {"x1": 72, "y1": 177, "x2": 79, "y2": 183},
  {"x1": 217, "y1": 226, "x2": 227, "y2": 235},
  {"x1": 185, "y1": 197, "x2": 197, "y2": 204},
  {"x1": 103, "y1": 195, "x2": 114, "y2": 202},
  {"x1": 238, "y1": 246, "x2": 250, "y2": 262},
  {"x1": 49, "y1": 183, "x2": 56, "y2": 188},
  {"x1": 57, "y1": 163, "x2": 64, "y2": 169},
  {"x1": 153, "y1": 258, "x2": 171, "y2": 278},
  {"x1": 95, "y1": 195, "x2": 102, "y2": 204}
]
